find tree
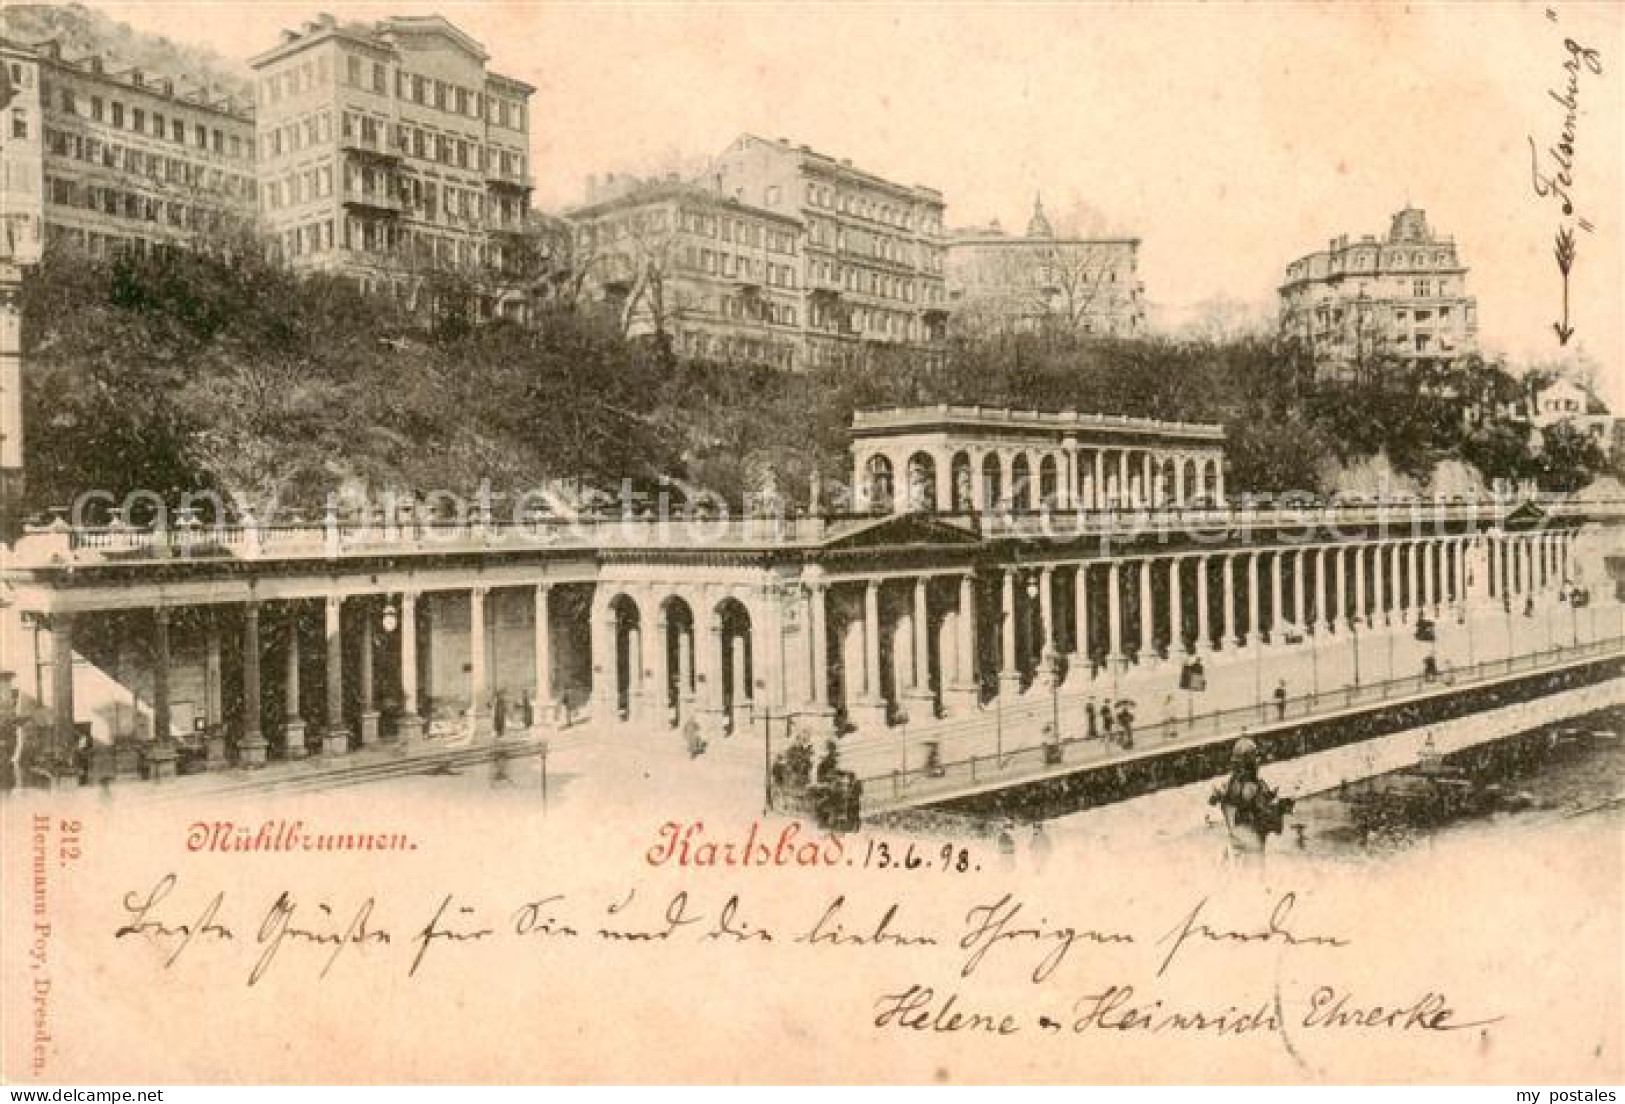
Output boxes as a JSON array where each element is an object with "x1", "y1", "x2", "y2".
[{"x1": 1533, "y1": 421, "x2": 1608, "y2": 492}]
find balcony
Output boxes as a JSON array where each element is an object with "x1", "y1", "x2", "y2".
[
  {"x1": 485, "y1": 169, "x2": 533, "y2": 192},
  {"x1": 341, "y1": 135, "x2": 402, "y2": 161},
  {"x1": 342, "y1": 188, "x2": 404, "y2": 215}
]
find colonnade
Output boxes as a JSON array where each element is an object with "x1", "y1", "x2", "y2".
[
  {"x1": 35, "y1": 527, "x2": 1593, "y2": 772},
  {"x1": 857, "y1": 442, "x2": 1226, "y2": 514}
]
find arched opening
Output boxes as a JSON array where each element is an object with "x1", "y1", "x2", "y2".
[
  {"x1": 950, "y1": 451, "x2": 974, "y2": 512},
  {"x1": 1203, "y1": 459, "x2": 1219, "y2": 503},
  {"x1": 1160, "y1": 457, "x2": 1176, "y2": 508},
  {"x1": 1182, "y1": 459, "x2": 1199, "y2": 506},
  {"x1": 660, "y1": 596, "x2": 695, "y2": 727},
  {"x1": 716, "y1": 598, "x2": 753, "y2": 733},
  {"x1": 906, "y1": 451, "x2": 937, "y2": 512},
  {"x1": 1038, "y1": 454, "x2": 1059, "y2": 507},
  {"x1": 609, "y1": 593, "x2": 642, "y2": 720},
  {"x1": 1011, "y1": 454, "x2": 1033, "y2": 511},
  {"x1": 865, "y1": 454, "x2": 894, "y2": 514},
  {"x1": 980, "y1": 453, "x2": 1003, "y2": 512}
]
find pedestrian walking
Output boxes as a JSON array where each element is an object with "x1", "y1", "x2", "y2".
[
  {"x1": 1273, "y1": 679, "x2": 1287, "y2": 720},
  {"x1": 493, "y1": 690, "x2": 508, "y2": 738}
]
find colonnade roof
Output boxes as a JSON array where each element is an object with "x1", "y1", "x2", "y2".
[{"x1": 850, "y1": 405, "x2": 1226, "y2": 445}]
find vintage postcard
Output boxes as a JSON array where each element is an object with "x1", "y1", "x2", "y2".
[{"x1": 1, "y1": 0, "x2": 1622, "y2": 1087}]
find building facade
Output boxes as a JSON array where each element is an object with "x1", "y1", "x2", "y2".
[
  {"x1": 946, "y1": 197, "x2": 1144, "y2": 339},
  {"x1": 1528, "y1": 377, "x2": 1614, "y2": 451},
  {"x1": 704, "y1": 134, "x2": 949, "y2": 369},
  {"x1": 1, "y1": 35, "x2": 256, "y2": 260},
  {"x1": 248, "y1": 13, "x2": 533, "y2": 297},
  {"x1": 1279, "y1": 206, "x2": 1478, "y2": 375},
  {"x1": 568, "y1": 181, "x2": 805, "y2": 369}
]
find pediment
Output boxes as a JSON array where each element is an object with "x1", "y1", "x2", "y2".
[{"x1": 818, "y1": 511, "x2": 984, "y2": 550}]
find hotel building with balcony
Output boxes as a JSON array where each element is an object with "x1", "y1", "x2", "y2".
[
  {"x1": 703, "y1": 134, "x2": 949, "y2": 369},
  {"x1": 248, "y1": 13, "x2": 534, "y2": 298},
  {"x1": 1, "y1": 34, "x2": 256, "y2": 261},
  {"x1": 1279, "y1": 206, "x2": 1478, "y2": 376},
  {"x1": 568, "y1": 180, "x2": 806, "y2": 369}
]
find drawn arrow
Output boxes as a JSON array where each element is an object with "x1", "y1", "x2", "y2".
[{"x1": 1553, "y1": 226, "x2": 1576, "y2": 345}]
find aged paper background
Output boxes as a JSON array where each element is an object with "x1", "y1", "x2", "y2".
[{"x1": 3, "y1": 0, "x2": 1624, "y2": 1085}]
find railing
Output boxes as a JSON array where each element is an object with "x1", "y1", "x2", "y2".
[
  {"x1": 856, "y1": 635, "x2": 1625, "y2": 813},
  {"x1": 11, "y1": 497, "x2": 1625, "y2": 569},
  {"x1": 851, "y1": 404, "x2": 1227, "y2": 437}
]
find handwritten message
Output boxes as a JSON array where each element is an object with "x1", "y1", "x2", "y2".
[{"x1": 112, "y1": 870, "x2": 1498, "y2": 1040}]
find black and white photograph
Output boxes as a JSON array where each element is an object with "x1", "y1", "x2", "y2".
[{"x1": 0, "y1": 0, "x2": 1620, "y2": 1089}]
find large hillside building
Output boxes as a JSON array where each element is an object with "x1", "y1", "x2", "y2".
[
  {"x1": 568, "y1": 180, "x2": 805, "y2": 369},
  {"x1": 248, "y1": 13, "x2": 534, "y2": 299},
  {"x1": 1279, "y1": 206, "x2": 1478, "y2": 376},
  {"x1": 703, "y1": 134, "x2": 949, "y2": 368},
  {"x1": 1, "y1": 34, "x2": 256, "y2": 260},
  {"x1": 946, "y1": 196, "x2": 1144, "y2": 339}
]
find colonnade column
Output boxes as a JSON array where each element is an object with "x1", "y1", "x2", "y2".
[
  {"x1": 1420, "y1": 542, "x2": 1435, "y2": 613},
  {"x1": 1319, "y1": 547, "x2": 1336, "y2": 633},
  {"x1": 1106, "y1": 562, "x2": 1124, "y2": 666},
  {"x1": 807, "y1": 580, "x2": 830, "y2": 711},
  {"x1": 1406, "y1": 541, "x2": 1420, "y2": 619},
  {"x1": 701, "y1": 609, "x2": 724, "y2": 724},
  {"x1": 907, "y1": 576, "x2": 935, "y2": 717},
  {"x1": 532, "y1": 584, "x2": 553, "y2": 728},
  {"x1": 282, "y1": 609, "x2": 306, "y2": 759},
  {"x1": 240, "y1": 602, "x2": 267, "y2": 766},
  {"x1": 1377, "y1": 545, "x2": 1391, "y2": 623},
  {"x1": 1092, "y1": 452, "x2": 1104, "y2": 510},
  {"x1": 1246, "y1": 552, "x2": 1261, "y2": 646},
  {"x1": 865, "y1": 579, "x2": 885, "y2": 709},
  {"x1": 202, "y1": 612, "x2": 226, "y2": 768},
  {"x1": 470, "y1": 587, "x2": 492, "y2": 733},
  {"x1": 1220, "y1": 554, "x2": 1237, "y2": 648},
  {"x1": 1353, "y1": 545, "x2": 1367, "y2": 626},
  {"x1": 357, "y1": 603, "x2": 378, "y2": 746},
  {"x1": 1331, "y1": 546, "x2": 1347, "y2": 632},
  {"x1": 1292, "y1": 549, "x2": 1306, "y2": 637},
  {"x1": 1194, "y1": 556, "x2": 1211, "y2": 654},
  {"x1": 1137, "y1": 560, "x2": 1155, "y2": 663},
  {"x1": 147, "y1": 609, "x2": 178, "y2": 779},
  {"x1": 945, "y1": 573, "x2": 978, "y2": 712},
  {"x1": 1270, "y1": 551, "x2": 1285, "y2": 642},
  {"x1": 396, "y1": 592, "x2": 423, "y2": 743},
  {"x1": 1073, "y1": 565, "x2": 1091, "y2": 667},
  {"x1": 1038, "y1": 567, "x2": 1056, "y2": 661},
  {"x1": 1168, "y1": 557, "x2": 1185, "y2": 656},
  {"x1": 322, "y1": 594, "x2": 348, "y2": 756},
  {"x1": 50, "y1": 614, "x2": 76, "y2": 776}
]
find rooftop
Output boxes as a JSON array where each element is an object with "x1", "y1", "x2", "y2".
[{"x1": 851, "y1": 405, "x2": 1225, "y2": 441}]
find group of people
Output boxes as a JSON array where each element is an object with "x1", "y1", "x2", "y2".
[{"x1": 1082, "y1": 697, "x2": 1137, "y2": 749}]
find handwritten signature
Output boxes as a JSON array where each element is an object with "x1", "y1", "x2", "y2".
[{"x1": 1527, "y1": 24, "x2": 1604, "y2": 345}]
